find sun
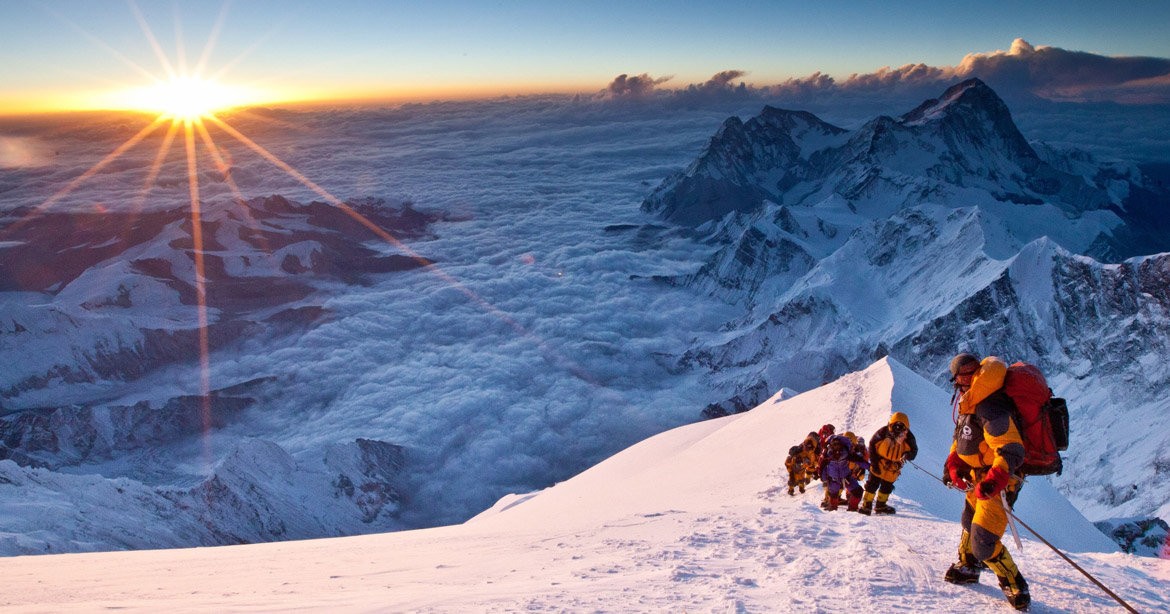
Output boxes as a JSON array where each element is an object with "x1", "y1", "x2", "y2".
[{"x1": 104, "y1": 75, "x2": 259, "y2": 119}]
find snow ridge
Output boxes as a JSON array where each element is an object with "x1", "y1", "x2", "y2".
[{"x1": 5, "y1": 359, "x2": 1164, "y2": 612}]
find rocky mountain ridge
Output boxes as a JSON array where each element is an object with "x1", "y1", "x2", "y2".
[{"x1": 643, "y1": 78, "x2": 1163, "y2": 261}]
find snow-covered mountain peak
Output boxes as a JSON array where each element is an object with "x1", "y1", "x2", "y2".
[
  {"x1": 901, "y1": 78, "x2": 1016, "y2": 128},
  {"x1": 754, "y1": 105, "x2": 847, "y2": 142},
  {"x1": 642, "y1": 79, "x2": 1161, "y2": 260}
]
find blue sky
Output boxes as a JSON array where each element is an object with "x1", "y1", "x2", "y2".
[{"x1": 2, "y1": 0, "x2": 1170, "y2": 113}]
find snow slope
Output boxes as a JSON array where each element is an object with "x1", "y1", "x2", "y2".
[{"x1": 3, "y1": 359, "x2": 1164, "y2": 613}]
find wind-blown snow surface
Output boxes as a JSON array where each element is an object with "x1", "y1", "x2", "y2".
[{"x1": 3, "y1": 359, "x2": 1166, "y2": 613}]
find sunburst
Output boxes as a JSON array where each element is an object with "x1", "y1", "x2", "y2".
[
  {"x1": 107, "y1": 75, "x2": 259, "y2": 120},
  {"x1": 3, "y1": 2, "x2": 597, "y2": 466},
  {"x1": 0, "y1": 4, "x2": 435, "y2": 463}
]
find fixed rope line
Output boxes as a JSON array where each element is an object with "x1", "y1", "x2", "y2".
[
  {"x1": 905, "y1": 459, "x2": 1139, "y2": 613},
  {"x1": 1005, "y1": 509, "x2": 1140, "y2": 614}
]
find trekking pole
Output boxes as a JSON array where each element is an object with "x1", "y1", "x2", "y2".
[
  {"x1": 1001, "y1": 491, "x2": 1024, "y2": 551},
  {"x1": 1004, "y1": 510, "x2": 1140, "y2": 614},
  {"x1": 906, "y1": 460, "x2": 1140, "y2": 613}
]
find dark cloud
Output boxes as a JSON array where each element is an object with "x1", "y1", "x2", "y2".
[
  {"x1": 788, "y1": 38, "x2": 1170, "y2": 105},
  {"x1": 953, "y1": 39, "x2": 1170, "y2": 103},
  {"x1": 668, "y1": 70, "x2": 754, "y2": 108},
  {"x1": 605, "y1": 73, "x2": 673, "y2": 100},
  {"x1": 593, "y1": 40, "x2": 1170, "y2": 160},
  {"x1": 606, "y1": 39, "x2": 1170, "y2": 107},
  {"x1": 703, "y1": 70, "x2": 748, "y2": 88},
  {"x1": 598, "y1": 70, "x2": 754, "y2": 108}
]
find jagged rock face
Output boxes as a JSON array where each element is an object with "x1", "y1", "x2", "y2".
[
  {"x1": 642, "y1": 108, "x2": 848, "y2": 225},
  {"x1": 665, "y1": 206, "x2": 820, "y2": 309},
  {"x1": 0, "y1": 380, "x2": 271, "y2": 468},
  {"x1": 1095, "y1": 518, "x2": 1170, "y2": 557},
  {"x1": 0, "y1": 436, "x2": 408, "y2": 555},
  {"x1": 329, "y1": 438, "x2": 407, "y2": 524},
  {"x1": 901, "y1": 78, "x2": 1038, "y2": 166},
  {"x1": 1047, "y1": 254, "x2": 1170, "y2": 386},
  {"x1": 0, "y1": 195, "x2": 431, "y2": 553},
  {"x1": 0, "y1": 196, "x2": 441, "y2": 403},
  {"x1": 169, "y1": 437, "x2": 406, "y2": 545}
]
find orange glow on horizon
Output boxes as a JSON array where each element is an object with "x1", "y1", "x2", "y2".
[
  {"x1": 0, "y1": 77, "x2": 611, "y2": 117},
  {"x1": 97, "y1": 75, "x2": 265, "y2": 119},
  {"x1": 305, "y1": 78, "x2": 609, "y2": 105}
]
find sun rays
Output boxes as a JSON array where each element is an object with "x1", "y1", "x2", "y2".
[
  {"x1": 2, "y1": 2, "x2": 607, "y2": 466},
  {"x1": 0, "y1": 3, "x2": 430, "y2": 462}
]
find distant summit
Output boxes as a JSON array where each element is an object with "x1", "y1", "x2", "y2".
[
  {"x1": 642, "y1": 79, "x2": 1167, "y2": 261},
  {"x1": 641, "y1": 105, "x2": 849, "y2": 226}
]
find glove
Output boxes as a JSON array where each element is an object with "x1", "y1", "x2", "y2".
[
  {"x1": 976, "y1": 466, "x2": 1012, "y2": 500},
  {"x1": 943, "y1": 451, "x2": 971, "y2": 490}
]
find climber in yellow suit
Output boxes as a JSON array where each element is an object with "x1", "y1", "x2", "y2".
[{"x1": 942, "y1": 353, "x2": 1030, "y2": 612}]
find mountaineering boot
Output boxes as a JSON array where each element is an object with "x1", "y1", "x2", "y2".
[
  {"x1": 824, "y1": 494, "x2": 841, "y2": 511},
  {"x1": 997, "y1": 575, "x2": 1031, "y2": 611},
  {"x1": 944, "y1": 562, "x2": 981, "y2": 584},
  {"x1": 846, "y1": 493, "x2": 861, "y2": 512},
  {"x1": 798, "y1": 483, "x2": 805, "y2": 493},
  {"x1": 944, "y1": 531, "x2": 982, "y2": 584},
  {"x1": 940, "y1": 559, "x2": 978, "y2": 584},
  {"x1": 857, "y1": 502, "x2": 872, "y2": 516},
  {"x1": 984, "y1": 546, "x2": 1030, "y2": 611},
  {"x1": 788, "y1": 486, "x2": 795, "y2": 496},
  {"x1": 873, "y1": 502, "x2": 896, "y2": 515}
]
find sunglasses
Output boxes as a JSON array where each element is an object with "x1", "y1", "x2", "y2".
[{"x1": 950, "y1": 366, "x2": 978, "y2": 382}]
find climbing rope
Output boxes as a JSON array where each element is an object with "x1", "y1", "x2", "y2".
[{"x1": 906, "y1": 459, "x2": 1139, "y2": 614}]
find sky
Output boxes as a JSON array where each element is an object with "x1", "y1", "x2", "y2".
[
  {"x1": 3, "y1": 0, "x2": 1170, "y2": 114},
  {"x1": 3, "y1": 359, "x2": 1165, "y2": 611}
]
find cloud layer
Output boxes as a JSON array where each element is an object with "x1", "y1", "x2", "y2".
[{"x1": 605, "y1": 39, "x2": 1170, "y2": 107}]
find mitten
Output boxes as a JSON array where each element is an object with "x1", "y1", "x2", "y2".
[
  {"x1": 943, "y1": 451, "x2": 971, "y2": 490},
  {"x1": 976, "y1": 466, "x2": 1012, "y2": 500}
]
